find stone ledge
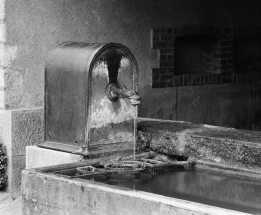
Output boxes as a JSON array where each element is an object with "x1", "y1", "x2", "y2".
[
  {"x1": 26, "y1": 146, "x2": 83, "y2": 169},
  {"x1": 138, "y1": 118, "x2": 261, "y2": 168}
]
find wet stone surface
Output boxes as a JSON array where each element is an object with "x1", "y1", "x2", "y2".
[{"x1": 138, "y1": 118, "x2": 261, "y2": 167}]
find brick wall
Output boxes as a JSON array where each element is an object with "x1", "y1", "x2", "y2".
[
  {"x1": 152, "y1": 25, "x2": 261, "y2": 88},
  {"x1": 152, "y1": 28, "x2": 175, "y2": 88}
]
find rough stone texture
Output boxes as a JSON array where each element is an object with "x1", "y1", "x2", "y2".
[
  {"x1": 12, "y1": 109, "x2": 44, "y2": 156},
  {"x1": 4, "y1": 69, "x2": 25, "y2": 110},
  {"x1": 138, "y1": 118, "x2": 261, "y2": 168},
  {"x1": 22, "y1": 168, "x2": 244, "y2": 215},
  {"x1": 26, "y1": 146, "x2": 82, "y2": 169},
  {"x1": 4, "y1": 68, "x2": 44, "y2": 109}
]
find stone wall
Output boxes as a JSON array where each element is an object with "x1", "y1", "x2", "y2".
[{"x1": 0, "y1": 0, "x2": 261, "y2": 192}]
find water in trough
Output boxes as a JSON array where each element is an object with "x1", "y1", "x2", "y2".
[{"x1": 80, "y1": 165, "x2": 261, "y2": 214}]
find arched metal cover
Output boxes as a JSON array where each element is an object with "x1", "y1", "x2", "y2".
[{"x1": 40, "y1": 42, "x2": 138, "y2": 155}]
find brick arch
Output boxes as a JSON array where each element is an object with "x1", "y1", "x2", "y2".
[
  {"x1": 234, "y1": 26, "x2": 261, "y2": 38},
  {"x1": 174, "y1": 25, "x2": 223, "y2": 38}
]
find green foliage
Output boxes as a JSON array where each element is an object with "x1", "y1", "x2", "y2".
[{"x1": 0, "y1": 143, "x2": 7, "y2": 190}]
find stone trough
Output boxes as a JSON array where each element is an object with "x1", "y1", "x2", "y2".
[{"x1": 22, "y1": 118, "x2": 261, "y2": 215}]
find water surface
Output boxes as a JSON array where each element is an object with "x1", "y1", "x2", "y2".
[{"x1": 91, "y1": 166, "x2": 261, "y2": 214}]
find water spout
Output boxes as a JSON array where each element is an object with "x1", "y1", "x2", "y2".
[
  {"x1": 106, "y1": 83, "x2": 140, "y2": 159},
  {"x1": 106, "y1": 83, "x2": 140, "y2": 105}
]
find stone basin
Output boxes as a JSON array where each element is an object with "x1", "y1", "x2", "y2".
[
  {"x1": 22, "y1": 159, "x2": 261, "y2": 215},
  {"x1": 22, "y1": 119, "x2": 261, "y2": 215}
]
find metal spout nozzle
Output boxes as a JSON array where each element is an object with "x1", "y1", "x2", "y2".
[{"x1": 106, "y1": 83, "x2": 141, "y2": 106}]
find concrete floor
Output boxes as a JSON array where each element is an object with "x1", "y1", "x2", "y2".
[{"x1": 0, "y1": 192, "x2": 22, "y2": 215}]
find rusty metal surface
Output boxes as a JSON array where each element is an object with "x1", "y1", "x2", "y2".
[
  {"x1": 44, "y1": 42, "x2": 105, "y2": 147},
  {"x1": 41, "y1": 42, "x2": 138, "y2": 153},
  {"x1": 89, "y1": 46, "x2": 138, "y2": 146}
]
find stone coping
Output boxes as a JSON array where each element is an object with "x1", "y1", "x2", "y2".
[{"x1": 138, "y1": 118, "x2": 261, "y2": 168}]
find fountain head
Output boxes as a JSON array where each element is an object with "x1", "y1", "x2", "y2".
[{"x1": 39, "y1": 42, "x2": 139, "y2": 156}]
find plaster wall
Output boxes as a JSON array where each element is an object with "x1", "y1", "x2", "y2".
[
  {"x1": 4, "y1": 0, "x2": 261, "y2": 130},
  {"x1": 141, "y1": 82, "x2": 261, "y2": 130}
]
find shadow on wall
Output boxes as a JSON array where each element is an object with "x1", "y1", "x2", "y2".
[
  {"x1": 139, "y1": 85, "x2": 177, "y2": 121},
  {"x1": 139, "y1": 82, "x2": 261, "y2": 131}
]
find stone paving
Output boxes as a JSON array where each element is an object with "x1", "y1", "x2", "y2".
[{"x1": 0, "y1": 192, "x2": 22, "y2": 215}]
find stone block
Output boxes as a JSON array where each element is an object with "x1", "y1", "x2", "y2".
[
  {"x1": 26, "y1": 146, "x2": 83, "y2": 169},
  {"x1": 12, "y1": 109, "x2": 44, "y2": 156}
]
